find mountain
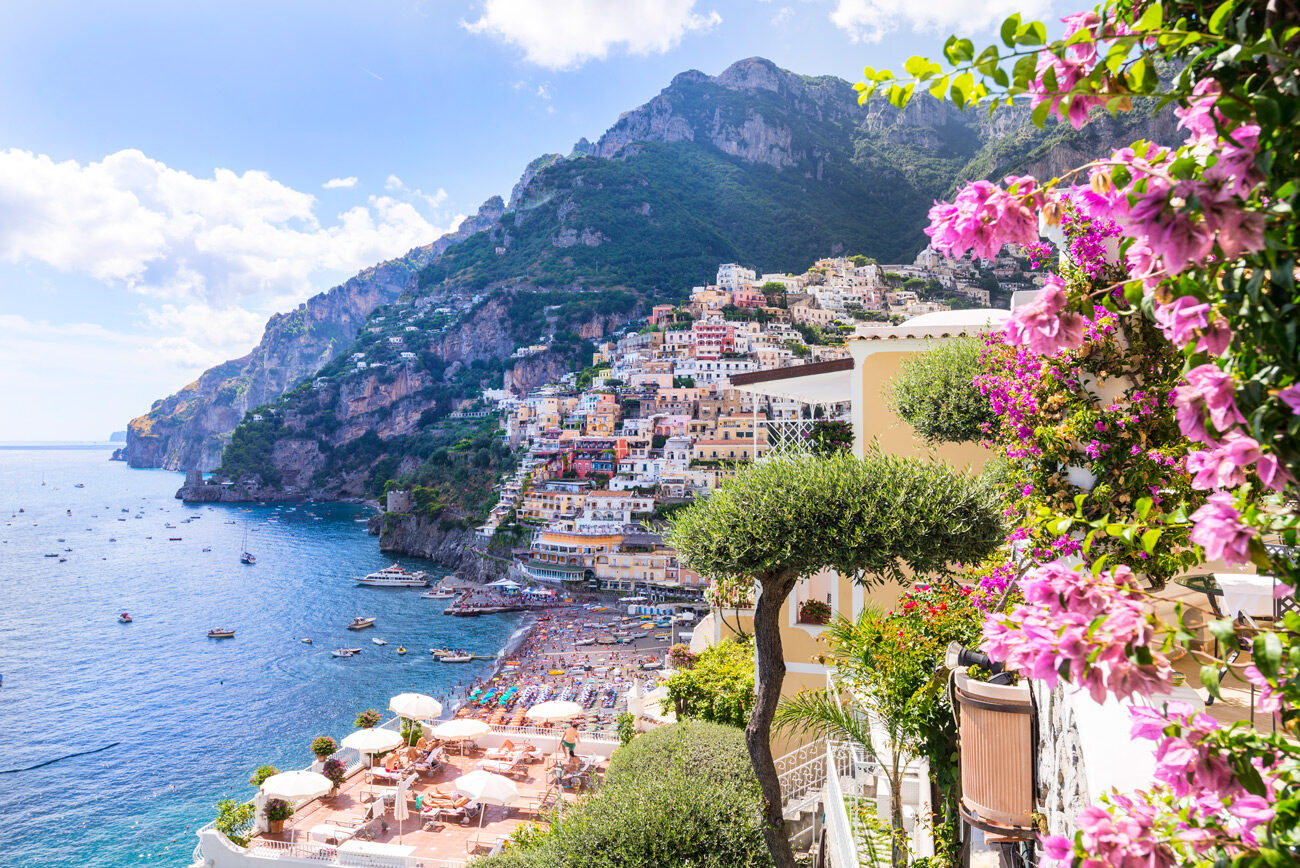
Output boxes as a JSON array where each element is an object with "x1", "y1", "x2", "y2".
[{"x1": 124, "y1": 56, "x2": 1174, "y2": 477}]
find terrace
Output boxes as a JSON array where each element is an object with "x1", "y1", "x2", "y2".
[{"x1": 193, "y1": 721, "x2": 619, "y2": 868}]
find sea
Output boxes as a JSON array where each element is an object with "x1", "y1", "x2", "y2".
[{"x1": 0, "y1": 445, "x2": 524, "y2": 868}]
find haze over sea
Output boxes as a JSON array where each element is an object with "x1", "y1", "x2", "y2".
[{"x1": 0, "y1": 446, "x2": 521, "y2": 867}]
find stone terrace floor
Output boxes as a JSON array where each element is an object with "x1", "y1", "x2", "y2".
[{"x1": 253, "y1": 747, "x2": 603, "y2": 864}]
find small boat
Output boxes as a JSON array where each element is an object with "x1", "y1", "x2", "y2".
[
  {"x1": 332, "y1": 647, "x2": 362, "y2": 658},
  {"x1": 429, "y1": 647, "x2": 451, "y2": 657},
  {"x1": 240, "y1": 552, "x2": 256, "y2": 565},
  {"x1": 169, "y1": 537, "x2": 182, "y2": 541},
  {"x1": 43, "y1": 553, "x2": 58, "y2": 558},
  {"x1": 440, "y1": 653, "x2": 473, "y2": 663},
  {"x1": 109, "y1": 538, "x2": 116, "y2": 542},
  {"x1": 74, "y1": 483, "x2": 85, "y2": 488},
  {"x1": 372, "y1": 637, "x2": 388, "y2": 646},
  {"x1": 346, "y1": 616, "x2": 376, "y2": 630},
  {"x1": 58, "y1": 557, "x2": 67, "y2": 562},
  {"x1": 207, "y1": 628, "x2": 236, "y2": 639},
  {"x1": 421, "y1": 587, "x2": 457, "y2": 599},
  {"x1": 201, "y1": 546, "x2": 211, "y2": 552},
  {"x1": 301, "y1": 638, "x2": 313, "y2": 644},
  {"x1": 576, "y1": 638, "x2": 595, "y2": 646},
  {"x1": 396, "y1": 647, "x2": 407, "y2": 655},
  {"x1": 119, "y1": 613, "x2": 132, "y2": 624}
]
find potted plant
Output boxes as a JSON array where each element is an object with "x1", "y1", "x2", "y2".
[
  {"x1": 797, "y1": 598, "x2": 832, "y2": 625},
  {"x1": 322, "y1": 757, "x2": 347, "y2": 796},
  {"x1": 953, "y1": 668, "x2": 1034, "y2": 839},
  {"x1": 263, "y1": 798, "x2": 294, "y2": 835},
  {"x1": 249, "y1": 765, "x2": 278, "y2": 787},
  {"x1": 354, "y1": 709, "x2": 381, "y2": 728},
  {"x1": 310, "y1": 736, "x2": 338, "y2": 762},
  {"x1": 668, "y1": 643, "x2": 698, "y2": 670}
]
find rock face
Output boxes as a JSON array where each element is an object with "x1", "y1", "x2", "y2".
[
  {"x1": 1033, "y1": 681, "x2": 1092, "y2": 838},
  {"x1": 122, "y1": 196, "x2": 505, "y2": 471},
  {"x1": 367, "y1": 512, "x2": 505, "y2": 582}
]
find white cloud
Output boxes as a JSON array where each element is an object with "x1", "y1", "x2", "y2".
[
  {"x1": 463, "y1": 0, "x2": 721, "y2": 70},
  {"x1": 0, "y1": 148, "x2": 448, "y2": 308},
  {"x1": 536, "y1": 83, "x2": 553, "y2": 100},
  {"x1": 323, "y1": 176, "x2": 358, "y2": 189},
  {"x1": 829, "y1": 0, "x2": 1048, "y2": 42},
  {"x1": 771, "y1": 6, "x2": 794, "y2": 25}
]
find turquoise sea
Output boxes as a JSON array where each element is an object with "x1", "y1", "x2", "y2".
[{"x1": 0, "y1": 446, "x2": 522, "y2": 867}]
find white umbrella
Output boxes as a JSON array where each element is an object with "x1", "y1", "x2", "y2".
[
  {"x1": 259, "y1": 771, "x2": 332, "y2": 843},
  {"x1": 341, "y1": 727, "x2": 404, "y2": 799},
  {"x1": 389, "y1": 692, "x2": 443, "y2": 721},
  {"x1": 430, "y1": 718, "x2": 491, "y2": 740},
  {"x1": 393, "y1": 775, "x2": 410, "y2": 842},
  {"x1": 454, "y1": 769, "x2": 519, "y2": 848},
  {"x1": 525, "y1": 700, "x2": 583, "y2": 724}
]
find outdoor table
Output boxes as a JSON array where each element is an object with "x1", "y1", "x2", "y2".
[{"x1": 1216, "y1": 573, "x2": 1278, "y2": 620}]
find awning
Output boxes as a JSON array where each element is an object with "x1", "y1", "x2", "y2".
[{"x1": 729, "y1": 358, "x2": 853, "y2": 405}]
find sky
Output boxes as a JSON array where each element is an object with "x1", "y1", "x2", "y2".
[{"x1": 0, "y1": 0, "x2": 1058, "y2": 441}]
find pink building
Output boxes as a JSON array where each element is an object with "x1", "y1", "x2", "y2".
[
  {"x1": 731, "y1": 287, "x2": 765, "y2": 308},
  {"x1": 692, "y1": 321, "x2": 735, "y2": 361}
]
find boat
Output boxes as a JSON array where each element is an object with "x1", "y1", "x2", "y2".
[
  {"x1": 43, "y1": 553, "x2": 57, "y2": 558},
  {"x1": 576, "y1": 638, "x2": 595, "y2": 646},
  {"x1": 301, "y1": 638, "x2": 313, "y2": 644},
  {"x1": 372, "y1": 637, "x2": 388, "y2": 646},
  {"x1": 440, "y1": 652, "x2": 473, "y2": 663},
  {"x1": 201, "y1": 546, "x2": 211, "y2": 552},
  {"x1": 168, "y1": 537, "x2": 182, "y2": 541},
  {"x1": 207, "y1": 628, "x2": 236, "y2": 639},
  {"x1": 239, "y1": 529, "x2": 255, "y2": 565},
  {"x1": 74, "y1": 483, "x2": 85, "y2": 488},
  {"x1": 118, "y1": 613, "x2": 132, "y2": 623},
  {"x1": 421, "y1": 587, "x2": 457, "y2": 599},
  {"x1": 429, "y1": 647, "x2": 451, "y2": 657},
  {"x1": 346, "y1": 616, "x2": 376, "y2": 630},
  {"x1": 332, "y1": 648, "x2": 362, "y2": 658},
  {"x1": 396, "y1": 647, "x2": 407, "y2": 655},
  {"x1": 357, "y1": 564, "x2": 429, "y2": 588}
]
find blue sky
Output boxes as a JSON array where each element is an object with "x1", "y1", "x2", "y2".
[{"x1": 0, "y1": 0, "x2": 1056, "y2": 440}]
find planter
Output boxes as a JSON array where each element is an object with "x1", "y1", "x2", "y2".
[
  {"x1": 955, "y1": 670, "x2": 1035, "y2": 839},
  {"x1": 267, "y1": 819, "x2": 285, "y2": 835}
]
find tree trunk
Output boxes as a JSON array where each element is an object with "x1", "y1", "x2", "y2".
[
  {"x1": 890, "y1": 768, "x2": 907, "y2": 868},
  {"x1": 748, "y1": 573, "x2": 800, "y2": 868}
]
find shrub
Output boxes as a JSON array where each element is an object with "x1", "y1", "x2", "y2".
[
  {"x1": 248, "y1": 765, "x2": 278, "y2": 787},
  {"x1": 263, "y1": 798, "x2": 294, "y2": 823},
  {"x1": 615, "y1": 712, "x2": 635, "y2": 747},
  {"x1": 310, "y1": 736, "x2": 338, "y2": 760},
  {"x1": 476, "y1": 721, "x2": 771, "y2": 868},
  {"x1": 667, "y1": 643, "x2": 697, "y2": 670},
  {"x1": 322, "y1": 757, "x2": 347, "y2": 789},
  {"x1": 885, "y1": 336, "x2": 996, "y2": 444},
  {"x1": 662, "y1": 637, "x2": 755, "y2": 728},
  {"x1": 213, "y1": 798, "x2": 256, "y2": 846},
  {"x1": 354, "y1": 709, "x2": 381, "y2": 728}
]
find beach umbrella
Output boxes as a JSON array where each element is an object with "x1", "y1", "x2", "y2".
[
  {"x1": 341, "y1": 727, "x2": 404, "y2": 799},
  {"x1": 525, "y1": 700, "x2": 583, "y2": 724},
  {"x1": 454, "y1": 769, "x2": 519, "y2": 848},
  {"x1": 389, "y1": 692, "x2": 443, "y2": 721},
  {"x1": 431, "y1": 718, "x2": 491, "y2": 746},
  {"x1": 394, "y1": 775, "x2": 410, "y2": 842},
  {"x1": 259, "y1": 771, "x2": 331, "y2": 843}
]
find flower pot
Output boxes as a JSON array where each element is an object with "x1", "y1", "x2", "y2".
[
  {"x1": 955, "y1": 670, "x2": 1035, "y2": 839},
  {"x1": 268, "y1": 819, "x2": 285, "y2": 834}
]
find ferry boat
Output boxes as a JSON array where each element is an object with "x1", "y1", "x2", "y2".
[
  {"x1": 207, "y1": 628, "x2": 236, "y2": 639},
  {"x1": 357, "y1": 564, "x2": 429, "y2": 588},
  {"x1": 346, "y1": 616, "x2": 376, "y2": 630}
]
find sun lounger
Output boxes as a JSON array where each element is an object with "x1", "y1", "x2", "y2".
[{"x1": 474, "y1": 752, "x2": 530, "y2": 780}]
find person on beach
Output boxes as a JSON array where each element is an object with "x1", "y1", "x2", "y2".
[{"x1": 561, "y1": 723, "x2": 579, "y2": 758}]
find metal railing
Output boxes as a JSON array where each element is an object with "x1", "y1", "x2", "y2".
[
  {"x1": 823, "y1": 743, "x2": 860, "y2": 868},
  {"x1": 776, "y1": 740, "x2": 831, "y2": 817}
]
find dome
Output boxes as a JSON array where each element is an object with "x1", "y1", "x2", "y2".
[{"x1": 902, "y1": 308, "x2": 1011, "y2": 328}]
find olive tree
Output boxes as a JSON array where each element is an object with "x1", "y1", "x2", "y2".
[
  {"x1": 668, "y1": 452, "x2": 1003, "y2": 868},
  {"x1": 885, "y1": 337, "x2": 996, "y2": 444}
]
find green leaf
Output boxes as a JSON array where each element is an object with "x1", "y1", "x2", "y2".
[
  {"x1": 1207, "y1": 618, "x2": 1237, "y2": 648},
  {"x1": 1200, "y1": 663, "x2": 1222, "y2": 699},
  {"x1": 1129, "y1": 57, "x2": 1152, "y2": 92},
  {"x1": 1252, "y1": 631, "x2": 1283, "y2": 680},
  {"x1": 904, "y1": 56, "x2": 929, "y2": 76},
  {"x1": 1000, "y1": 14, "x2": 1021, "y2": 47},
  {"x1": 928, "y1": 75, "x2": 950, "y2": 99},
  {"x1": 1208, "y1": 0, "x2": 1233, "y2": 34},
  {"x1": 1135, "y1": 497, "x2": 1153, "y2": 520},
  {"x1": 1141, "y1": 528, "x2": 1162, "y2": 553},
  {"x1": 1136, "y1": 2, "x2": 1163, "y2": 31}
]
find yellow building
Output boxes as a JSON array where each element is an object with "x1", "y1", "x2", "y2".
[{"x1": 517, "y1": 487, "x2": 588, "y2": 523}]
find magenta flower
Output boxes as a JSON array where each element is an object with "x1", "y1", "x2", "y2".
[
  {"x1": 1188, "y1": 493, "x2": 1255, "y2": 564},
  {"x1": 1185, "y1": 431, "x2": 1261, "y2": 490},
  {"x1": 1277, "y1": 383, "x2": 1300, "y2": 414},
  {"x1": 925, "y1": 175, "x2": 1043, "y2": 260},
  {"x1": 1173, "y1": 365, "x2": 1246, "y2": 443},
  {"x1": 1154, "y1": 296, "x2": 1210, "y2": 349},
  {"x1": 1003, "y1": 277, "x2": 1086, "y2": 356}
]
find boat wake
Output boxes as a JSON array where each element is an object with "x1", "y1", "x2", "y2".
[{"x1": 0, "y1": 741, "x2": 121, "y2": 774}]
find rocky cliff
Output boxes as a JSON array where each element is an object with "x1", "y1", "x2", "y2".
[
  {"x1": 367, "y1": 513, "x2": 505, "y2": 582},
  {"x1": 122, "y1": 197, "x2": 505, "y2": 471}
]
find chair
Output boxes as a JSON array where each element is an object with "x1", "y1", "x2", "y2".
[
  {"x1": 484, "y1": 740, "x2": 517, "y2": 760},
  {"x1": 475, "y1": 752, "x2": 530, "y2": 780}
]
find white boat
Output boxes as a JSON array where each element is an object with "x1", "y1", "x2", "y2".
[
  {"x1": 372, "y1": 637, "x2": 388, "y2": 646},
  {"x1": 346, "y1": 616, "x2": 376, "y2": 630},
  {"x1": 207, "y1": 628, "x2": 236, "y2": 639},
  {"x1": 439, "y1": 653, "x2": 473, "y2": 663},
  {"x1": 357, "y1": 564, "x2": 429, "y2": 588},
  {"x1": 576, "y1": 638, "x2": 595, "y2": 646},
  {"x1": 421, "y1": 587, "x2": 457, "y2": 599},
  {"x1": 332, "y1": 648, "x2": 362, "y2": 658}
]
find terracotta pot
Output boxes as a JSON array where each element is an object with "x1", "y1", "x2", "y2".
[
  {"x1": 955, "y1": 670, "x2": 1034, "y2": 839},
  {"x1": 268, "y1": 819, "x2": 285, "y2": 834}
]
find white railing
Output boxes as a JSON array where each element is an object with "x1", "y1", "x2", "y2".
[
  {"x1": 776, "y1": 740, "x2": 831, "y2": 817},
  {"x1": 823, "y1": 743, "x2": 860, "y2": 868},
  {"x1": 245, "y1": 836, "x2": 466, "y2": 867},
  {"x1": 488, "y1": 722, "x2": 621, "y2": 745}
]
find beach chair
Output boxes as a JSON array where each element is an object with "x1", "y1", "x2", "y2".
[
  {"x1": 475, "y1": 751, "x2": 529, "y2": 780},
  {"x1": 334, "y1": 797, "x2": 383, "y2": 839},
  {"x1": 484, "y1": 739, "x2": 518, "y2": 760}
]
